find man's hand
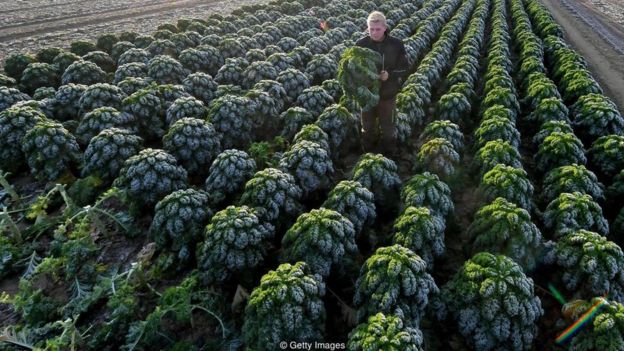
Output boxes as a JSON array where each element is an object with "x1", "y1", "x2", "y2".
[{"x1": 379, "y1": 70, "x2": 389, "y2": 81}]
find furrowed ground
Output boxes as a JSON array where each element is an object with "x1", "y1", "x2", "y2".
[{"x1": 0, "y1": 0, "x2": 623, "y2": 350}]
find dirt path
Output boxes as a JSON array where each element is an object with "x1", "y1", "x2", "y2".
[{"x1": 539, "y1": 0, "x2": 624, "y2": 112}]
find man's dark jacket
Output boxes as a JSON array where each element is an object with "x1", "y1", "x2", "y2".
[{"x1": 355, "y1": 32, "x2": 409, "y2": 100}]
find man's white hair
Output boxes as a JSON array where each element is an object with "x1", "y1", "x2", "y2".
[{"x1": 367, "y1": 11, "x2": 387, "y2": 26}]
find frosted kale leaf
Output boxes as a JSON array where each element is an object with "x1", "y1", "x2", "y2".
[
  {"x1": 113, "y1": 148, "x2": 188, "y2": 205},
  {"x1": 543, "y1": 230, "x2": 624, "y2": 302},
  {"x1": 282, "y1": 208, "x2": 357, "y2": 278},
  {"x1": 239, "y1": 167, "x2": 303, "y2": 222},
  {"x1": 354, "y1": 244, "x2": 438, "y2": 326},
  {"x1": 469, "y1": 198, "x2": 543, "y2": 270},
  {"x1": 242, "y1": 262, "x2": 325, "y2": 351},
  {"x1": 149, "y1": 188, "x2": 213, "y2": 264},
  {"x1": 278, "y1": 140, "x2": 334, "y2": 193},
  {"x1": 162, "y1": 117, "x2": 221, "y2": 177},
  {"x1": 542, "y1": 164, "x2": 604, "y2": 204},
  {"x1": 204, "y1": 149, "x2": 256, "y2": 204},
  {"x1": 82, "y1": 127, "x2": 143, "y2": 180},
  {"x1": 0, "y1": 105, "x2": 46, "y2": 172},
  {"x1": 436, "y1": 252, "x2": 543, "y2": 351},
  {"x1": 198, "y1": 205, "x2": 274, "y2": 284},
  {"x1": 21, "y1": 119, "x2": 81, "y2": 181},
  {"x1": 543, "y1": 192, "x2": 608, "y2": 238},
  {"x1": 322, "y1": 180, "x2": 376, "y2": 236},
  {"x1": 352, "y1": 153, "x2": 401, "y2": 206},
  {"x1": 480, "y1": 164, "x2": 534, "y2": 211},
  {"x1": 400, "y1": 172, "x2": 454, "y2": 217},
  {"x1": 347, "y1": 312, "x2": 425, "y2": 351}
]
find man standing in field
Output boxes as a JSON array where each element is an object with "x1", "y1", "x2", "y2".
[{"x1": 356, "y1": 11, "x2": 409, "y2": 158}]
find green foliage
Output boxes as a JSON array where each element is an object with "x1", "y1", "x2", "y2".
[
  {"x1": 475, "y1": 115, "x2": 520, "y2": 148},
  {"x1": 400, "y1": 172, "x2": 454, "y2": 217},
  {"x1": 61, "y1": 60, "x2": 107, "y2": 86},
  {"x1": 421, "y1": 120, "x2": 464, "y2": 150},
  {"x1": 481, "y1": 87, "x2": 520, "y2": 120},
  {"x1": 315, "y1": 103, "x2": 358, "y2": 153},
  {"x1": 4, "y1": 52, "x2": 36, "y2": 80},
  {"x1": 279, "y1": 140, "x2": 334, "y2": 193},
  {"x1": 542, "y1": 164, "x2": 604, "y2": 204},
  {"x1": 588, "y1": 135, "x2": 624, "y2": 178},
  {"x1": 182, "y1": 72, "x2": 219, "y2": 105},
  {"x1": 393, "y1": 206, "x2": 445, "y2": 270},
  {"x1": 253, "y1": 79, "x2": 289, "y2": 113},
  {"x1": 322, "y1": 180, "x2": 376, "y2": 236},
  {"x1": 82, "y1": 127, "x2": 143, "y2": 180},
  {"x1": 122, "y1": 87, "x2": 166, "y2": 140},
  {"x1": 480, "y1": 164, "x2": 534, "y2": 211},
  {"x1": 417, "y1": 138, "x2": 460, "y2": 178},
  {"x1": 179, "y1": 47, "x2": 219, "y2": 74},
  {"x1": 204, "y1": 149, "x2": 256, "y2": 204},
  {"x1": 208, "y1": 94, "x2": 254, "y2": 149},
  {"x1": 149, "y1": 189, "x2": 213, "y2": 263},
  {"x1": 198, "y1": 205, "x2": 274, "y2": 284},
  {"x1": 296, "y1": 86, "x2": 334, "y2": 118},
  {"x1": 53, "y1": 83, "x2": 87, "y2": 120},
  {"x1": 282, "y1": 208, "x2": 356, "y2": 278},
  {"x1": 245, "y1": 89, "x2": 280, "y2": 134},
  {"x1": 113, "y1": 148, "x2": 188, "y2": 206},
  {"x1": 474, "y1": 139, "x2": 523, "y2": 176},
  {"x1": 112, "y1": 62, "x2": 147, "y2": 85},
  {"x1": 527, "y1": 96, "x2": 569, "y2": 125},
  {"x1": 293, "y1": 124, "x2": 331, "y2": 153},
  {"x1": 70, "y1": 40, "x2": 98, "y2": 56},
  {"x1": 572, "y1": 93, "x2": 624, "y2": 140},
  {"x1": 305, "y1": 54, "x2": 338, "y2": 85},
  {"x1": 435, "y1": 252, "x2": 543, "y2": 351},
  {"x1": 0, "y1": 86, "x2": 31, "y2": 113},
  {"x1": 436, "y1": 92, "x2": 471, "y2": 123},
  {"x1": 543, "y1": 192, "x2": 608, "y2": 238},
  {"x1": 544, "y1": 230, "x2": 624, "y2": 301},
  {"x1": 352, "y1": 153, "x2": 402, "y2": 206},
  {"x1": 21, "y1": 120, "x2": 81, "y2": 181},
  {"x1": 396, "y1": 85, "x2": 426, "y2": 126},
  {"x1": 163, "y1": 117, "x2": 221, "y2": 177},
  {"x1": 83, "y1": 51, "x2": 116, "y2": 73},
  {"x1": 20, "y1": 63, "x2": 60, "y2": 94},
  {"x1": 280, "y1": 107, "x2": 316, "y2": 140},
  {"x1": 96, "y1": 33, "x2": 119, "y2": 53},
  {"x1": 214, "y1": 57, "x2": 247, "y2": 86},
  {"x1": 53, "y1": 51, "x2": 82, "y2": 75},
  {"x1": 117, "y1": 48, "x2": 150, "y2": 66},
  {"x1": 347, "y1": 312, "x2": 425, "y2": 351},
  {"x1": 469, "y1": 198, "x2": 543, "y2": 270},
  {"x1": 147, "y1": 55, "x2": 189, "y2": 84},
  {"x1": 242, "y1": 61, "x2": 278, "y2": 88},
  {"x1": 76, "y1": 106, "x2": 137, "y2": 145},
  {"x1": 354, "y1": 244, "x2": 438, "y2": 326},
  {"x1": 242, "y1": 262, "x2": 325, "y2": 351},
  {"x1": 239, "y1": 168, "x2": 303, "y2": 222},
  {"x1": 532, "y1": 120, "x2": 574, "y2": 146},
  {"x1": 0, "y1": 105, "x2": 47, "y2": 172},
  {"x1": 337, "y1": 46, "x2": 381, "y2": 111},
  {"x1": 565, "y1": 297, "x2": 624, "y2": 351},
  {"x1": 124, "y1": 273, "x2": 229, "y2": 350}
]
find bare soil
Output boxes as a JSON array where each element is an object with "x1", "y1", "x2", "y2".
[
  {"x1": 0, "y1": 0, "x2": 270, "y2": 71},
  {"x1": 539, "y1": 0, "x2": 624, "y2": 112}
]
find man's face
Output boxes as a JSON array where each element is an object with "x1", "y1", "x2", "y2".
[{"x1": 368, "y1": 21, "x2": 386, "y2": 41}]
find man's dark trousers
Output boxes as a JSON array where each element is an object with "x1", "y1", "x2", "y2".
[{"x1": 361, "y1": 97, "x2": 397, "y2": 155}]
